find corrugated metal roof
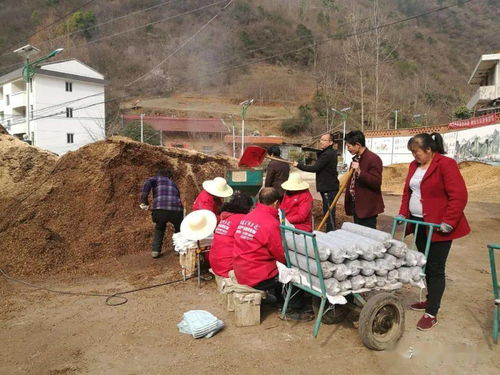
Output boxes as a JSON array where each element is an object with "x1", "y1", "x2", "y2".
[{"x1": 223, "y1": 135, "x2": 284, "y2": 144}]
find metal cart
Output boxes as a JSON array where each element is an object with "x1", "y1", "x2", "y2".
[
  {"x1": 487, "y1": 243, "x2": 500, "y2": 344},
  {"x1": 280, "y1": 217, "x2": 439, "y2": 350}
]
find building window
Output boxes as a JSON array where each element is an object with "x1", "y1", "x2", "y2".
[
  {"x1": 67, "y1": 133, "x2": 74, "y2": 143},
  {"x1": 66, "y1": 107, "x2": 73, "y2": 118},
  {"x1": 6, "y1": 94, "x2": 9, "y2": 106},
  {"x1": 65, "y1": 82, "x2": 72, "y2": 92}
]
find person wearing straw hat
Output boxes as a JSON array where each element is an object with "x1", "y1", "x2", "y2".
[
  {"x1": 140, "y1": 167, "x2": 184, "y2": 259},
  {"x1": 192, "y1": 177, "x2": 233, "y2": 222},
  {"x1": 180, "y1": 209, "x2": 218, "y2": 242},
  {"x1": 280, "y1": 172, "x2": 313, "y2": 232}
]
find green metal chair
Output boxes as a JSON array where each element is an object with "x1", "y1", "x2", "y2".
[
  {"x1": 487, "y1": 244, "x2": 500, "y2": 344},
  {"x1": 280, "y1": 224, "x2": 328, "y2": 337}
]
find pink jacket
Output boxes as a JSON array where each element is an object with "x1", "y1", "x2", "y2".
[
  {"x1": 280, "y1": 190, "x2": 313, "y2": 232},
  {"x1": 233, "y1": 203, "x2": 285, "y2": 287},
  {"x1": 209, "y1": 212, "x2": 245, "y2": 278}
]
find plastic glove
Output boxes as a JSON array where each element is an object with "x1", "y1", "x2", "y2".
[
  {"x1": 394, "y1": 214, "x2": 406, "y2": 224},
  {"x1": 139, "y1": 203, "x2": 149, "y2": 210},
  {"x1": 439, "y1": 223, "x2": 453, "y2": 233}
]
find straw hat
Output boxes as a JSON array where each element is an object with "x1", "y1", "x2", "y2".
[
  {"x1": 281, "y1": 172, "x2": 310, "y2": 191},
  {"x1": 180, "y1": 210, "x2": 217, "y2": 241},
  {"x1": 202, "y1": 177, "x2": 233, "y2": 198}
]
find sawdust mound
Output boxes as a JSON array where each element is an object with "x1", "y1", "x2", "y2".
[
  {"x1": 382, "y1": 161, "x2": 500, "y2": 203},
  {"x1": 0, "y1": 134, "x2": 58, "y2": 201},
  {"x1": 0, "y1": 136, "x2": 237, "y2": 276}
]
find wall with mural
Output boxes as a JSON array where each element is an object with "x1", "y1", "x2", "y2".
[{"x1": 344, "y1": 123, "x2": 500, "y2": 166}]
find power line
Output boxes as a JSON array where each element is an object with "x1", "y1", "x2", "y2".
[
  {"x1": 0, "y1": 0, "x2": 98, "y2": 58},
  {"x1": 126, "y1": 0, "x2": 234, "y2": 86}
]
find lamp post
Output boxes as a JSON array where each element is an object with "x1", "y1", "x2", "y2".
[
  {"x1": 14, "y1": 45, "x2": 64, "y2": 144},
  {"x1": 394, "y1": 109, "x2": 399, "y2": 129},
  {"x1": 239, "y1": 98, "x2": 254, "y2": 157},
  {"x1": 332, "y1": 107, "x2": 351, "y2": 165}
]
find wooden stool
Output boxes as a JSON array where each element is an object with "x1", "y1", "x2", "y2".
[{"x1": 233, "y1": 292, "x2": 262, "y2": 327}]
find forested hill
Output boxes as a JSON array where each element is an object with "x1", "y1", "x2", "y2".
[{"x1": 0, "y1": 0, "x2": 498, "y2": 131}]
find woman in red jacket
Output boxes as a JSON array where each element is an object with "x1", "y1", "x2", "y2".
[
  {"x1": 398, "y1": 132, "x2": 470, "y2": 331},
  {"x1": 280, "y1": 172, "x2": 313, "y2": 232},
  {"x1": 209, "y1": 193, "x2": 253, "y2": 278}
]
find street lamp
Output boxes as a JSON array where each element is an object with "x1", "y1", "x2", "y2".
[
  {"x1": 14, "y1": 44, "x2": 64, "y2": 144},
  {"x1": 332, "y1": 107, "x2": 351, "y2": 165},
  {"x1": 239, "y1": 98, "x2": 254, "y2": 157},
  {"x1": 393, "y1": 109, "x2": 399, "y2": 129}
]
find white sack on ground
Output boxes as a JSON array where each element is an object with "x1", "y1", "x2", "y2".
[
  {"x1": 387, "y1": 239, "x2": 409, "y2": 258},
  {"x1": 288, "y1": 252, "x2": 335, "y2": 278},
  {"x1": 341, "y1": 222, "x2": 392, "y2": 248},
  {"x1": 285, "y1": 231, "x2": 330, "y2": 261}
]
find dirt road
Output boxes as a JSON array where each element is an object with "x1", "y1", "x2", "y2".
[{"x1": 1, "y1": 194, "x2": 499, "y2": 375}]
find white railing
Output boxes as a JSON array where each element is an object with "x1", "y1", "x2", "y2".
[
  {"x1": 467, "y1": 85, "x2": 496, "y2": 109},
  {"x1": 10, "y1": 92, "x2": 26, "y2": 108}
]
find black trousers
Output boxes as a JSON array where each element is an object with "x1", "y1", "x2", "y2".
[
  {"x1": 351, "y1": 201, "x2": 378, "y2": 229},
  {"x1": 254, "y1": 276, "x2": 307, "y2": 310},
  {"x1": 321, "y1": 190, "x2": 338, "y2": 232},
  {"x1": 151, "y1": 209, "x2": 183, "y2": 252},
  {"x1": 412, "y1": 216, "x2": 452, "y2": 316}
]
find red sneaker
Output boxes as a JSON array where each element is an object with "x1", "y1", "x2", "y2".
[
  {"x1": 417, "y1": 314, "x2": 438, "y2": 331},
  {"x1": 410, "y1": 300, "x2": 427, "y2": 311}
]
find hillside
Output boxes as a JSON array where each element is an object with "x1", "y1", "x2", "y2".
[{"x1": 0, "y1": 0, "x2": 498, "y2": 135}]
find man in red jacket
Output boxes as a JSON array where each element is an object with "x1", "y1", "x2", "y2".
[
  {"x1": 280, "y1": 172, "x2": 313, "y2": 232},
  {"x1": 344, "y1": 131, "x2": 385, "y2": 229},
  {"x1": 233, "y1": 187, "x2": 285, "y2": 288},
  {"x1": 192, "y1": 177, "x2": 233, "y2": 222}
]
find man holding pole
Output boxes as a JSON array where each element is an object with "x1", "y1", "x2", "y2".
[
  {"x1": 293, "y1": 133, "x2": 339, "y2": 231},
  {"x1": 344, "y1": 130, "x2": 384, "y2": 229}
]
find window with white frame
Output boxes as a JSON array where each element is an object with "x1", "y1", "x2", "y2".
[
  {"x1": 67, "y1": 133, "x2": 74, "y2": 143},
  {"x1": 66, "y1": 107, "x2": 73, "y2": 118},
  {"x1": 65, "y1": 82, "x2": 72, "y2": 92}
]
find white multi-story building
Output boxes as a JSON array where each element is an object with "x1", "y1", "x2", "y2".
[
  {"x1": 467, "y1": 52, "x2": 500, "y2": 111},
  {"x1": 0, "y1": 59, "x2": 106, "y2": 154}
]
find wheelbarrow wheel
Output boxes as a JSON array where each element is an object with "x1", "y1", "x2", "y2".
[
  {"x1": 312, "y1": 296, "x2": 349, "y2": 325},
  {"x1": 358, "y1": 292, "x2": 404, "y2": 351}
]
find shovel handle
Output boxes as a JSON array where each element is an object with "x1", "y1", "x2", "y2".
[
  {"x1": 316, "y1": 169, "x2": 354, "y2": 231},
  {"x1": 265, "y1": 155, "x2": 294, "y2": 165}
]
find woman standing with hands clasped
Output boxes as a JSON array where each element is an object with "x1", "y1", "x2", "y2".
[{"x1": 397, "y1": 133, "x2": 470, "y2": 331}]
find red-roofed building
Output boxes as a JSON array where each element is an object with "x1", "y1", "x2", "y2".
[{"x1": 122, "y1": 114, "x2": 229, "y2": 154}]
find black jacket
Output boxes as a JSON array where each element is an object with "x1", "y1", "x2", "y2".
[
  {"x1": 297, "y1": 146, "x2": 339, "y2": 192},
  {"x1": 265, "y1": 159, "x2": 290, "y2": 196}
]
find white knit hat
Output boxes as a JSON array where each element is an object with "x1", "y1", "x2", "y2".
[
  {"x1": 180, "y1": 210, "x2": 217, "y2": 241},
  {"x1": 281, "y1": 172, "x2": 310, "y2": 191},
  {"x1": 202, "y1": 177, "x2": 233, "y2": 198}
]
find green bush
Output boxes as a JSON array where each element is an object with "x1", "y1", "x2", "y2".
[
  {"x1": 452, "y1": 105, "x2": 472, "y2": 120},
  {"x1": 120, "y1": 121, "x2": 161, "y2": 145},
  {"x1": 63, "y1": 11, "x2": 96, "y2": 39},
  {"x1": 281, "y1": 118, "x2": 304, "y2": 135}
]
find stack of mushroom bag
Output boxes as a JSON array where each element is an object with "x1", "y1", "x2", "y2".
[{"x1": 283, "y1": 222, "x2": 427, "y2": 297}]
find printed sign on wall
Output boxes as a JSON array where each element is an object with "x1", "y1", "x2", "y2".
[{"x1": 371, "y1": 137, "x2": 393, "y2": 154}]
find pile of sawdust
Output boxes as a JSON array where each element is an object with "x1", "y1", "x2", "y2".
[
  {"x1": 0, "y1": 136, "x2": 237, "y2": 276},
  {"x1": 382, "y1": 161, "x2": 500, "y2": 203}
]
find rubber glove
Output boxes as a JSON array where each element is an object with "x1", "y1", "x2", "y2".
[{"x1": 439, "y1": 223, "x2": 453, "y2": 233}]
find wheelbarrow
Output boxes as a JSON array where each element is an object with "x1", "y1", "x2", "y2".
[{"x1": 280, "y1": 217, "x2": 440, "y2": 350}]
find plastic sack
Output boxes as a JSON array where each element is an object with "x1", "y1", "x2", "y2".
[
  {"x1": 298, "y1": 271, "x2": 341, "y2": 295},
  {"x1": 376, "y1": 275, "x2": 387, "y2": 287},
  {"x1": 339, "y1": 279, "x2": 352, "y2": 293},
  {"x1": 383, "y1": 253, "x2": 398, "y2": 269},
  {"x1": 410, "y1": 266, "x2": 424, "y2": 282},
  {"x1": 359, "y1": 260, "x2": 376, "y2": 276},
  {"x1": 285, "y1": 231, "x2": 330, "y2": 261},
  {"x1": 319, "y1": 231, "x2": 360, "y2": 261},
  {"x1": 405, "y1": 250, "x2": 427, "y2": 267},
  {"x1": 289, "y1": 253, "x2": 335, "y2": 278},
  {"x1": 395, "y1": 257, "x2": 406, "y2": 268},
  {"x1": 331, "y1": 263, "x2": 352, "y2": 281},
  {"x1": 364, "y1": 275, "x2": 378, "y2": 289},
  {"x1": 387, "y1": 239, "x2": 409, "y2": 258},
  {"x1": 374, "y1": 254, "x2": 397, "y2": 276},
  {"x1": 326, "y1": 229, "x2": 386, "y2": 260},
  {"x1": 387, "y1": 269, "x2": 399, "y2": 282},
  {"x1": 345, "y1": 259, "x2": 361, "y2": 277},
  {"x1": 177, "y1": 310, "x2": 224, "y2": 339},
  {"x1": 397, "y1": 267, "x2": 413, "y2": 284},
  {"x1": 341, "y1": 222, "x2": 392, "y2": 248},
  {"x1": 350, "y1": 275, "x2": 366, "y2": 290}
]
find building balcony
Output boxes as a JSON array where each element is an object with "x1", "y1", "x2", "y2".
[
  {"x1": 10, "y1": 92, "x2": 26, "y2": 109},
  {"x1": 467, "y1": 85, "x2": 497, "y2": 109}
]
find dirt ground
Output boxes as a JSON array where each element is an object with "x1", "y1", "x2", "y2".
[{"x1": 1, "y1": 193, "x2": 499, "y2": 375}]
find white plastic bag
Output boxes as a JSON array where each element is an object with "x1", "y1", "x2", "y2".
[
  {"x1": 387, "y1": 239, "x2": 409, "y2": 258},
  {"x1": 345, "y1": 259, "x2": 361, "y2": 277},
  {"x1": 341, "y1": 222, "x2": 392, "y2": 248},
  {"x1": 364, "y1": 275, "x2": 378, "y2": 289},
  {"x1": 289, "y1": 253, "x2": 335, "y2": 278},
  {"x1": 359, "y1": 260, "x2": 376, "y2": 276},
  {"x1": 350, "y1": 275, "x2": 366, "y2": 290},
  {"x1": 331, "y1": 263, "x2": 352, "y2": 281},
  {"x1": 285, "y1": 231, "x2": 330, "y2": 261}
]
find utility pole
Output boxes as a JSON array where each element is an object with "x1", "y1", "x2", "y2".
[
  {"x1": 394, "y1": 110, "x2": 399, "y2": 130},
  {"x1": 140, "y1": 113, "x2": 144, "y2": 143},
  {"x1": 332, "y1": 107, "x2": 351, "y2": 166},
  {"x1": 239, "y1": 99, "x2": 254, "y2": 157},
  {"x1": 230, "y1": 115, "x2": 236, "y2": 158}
]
